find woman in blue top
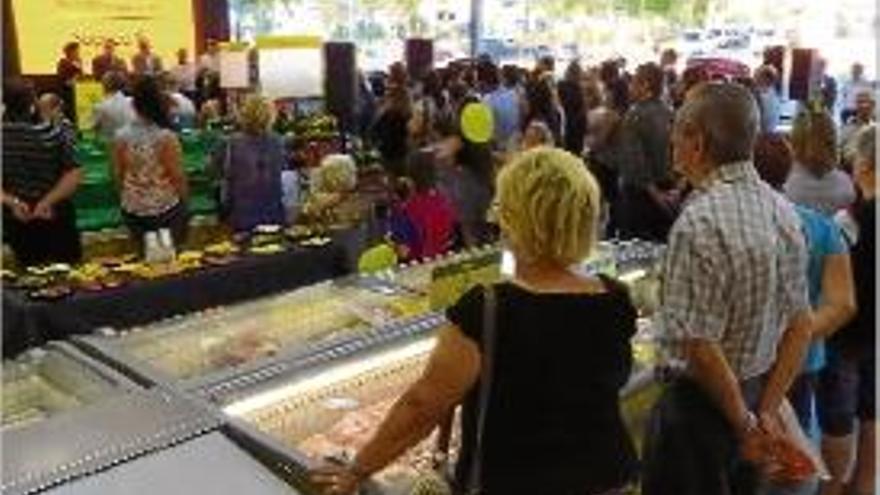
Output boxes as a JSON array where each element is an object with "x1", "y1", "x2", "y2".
[
  {"x1": 212, "y1": 95, "x2": 287, "y2": 232},
  {"x1": 754, "y1": 133, "x2": 856, "y2": 426}
]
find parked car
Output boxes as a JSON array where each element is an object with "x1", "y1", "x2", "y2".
[{"x1": 685, "y1": 56, "x2": 751, "y2": 80}]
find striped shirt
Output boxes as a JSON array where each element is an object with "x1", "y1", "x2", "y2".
[
  {"x1": 2, "y1": 121, "x2": 79, "y2": 204},
  {"x1": 657, "y1": 161, "x2": 810, "y2": 380}
]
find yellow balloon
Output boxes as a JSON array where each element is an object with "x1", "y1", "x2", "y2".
[{"x1": 460, "y1": 102, "x2": 494, "y2": 144}]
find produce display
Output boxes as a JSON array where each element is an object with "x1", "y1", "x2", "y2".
[
  {"x1": 3, "y1": 253, "x2": 210, "y2": 300},
  {"x1": 274, "y1": 109, "x2": 342, "y2": 169},
  {"x1": 1, "y1": 227, "x2": 345, "y2": 300}
]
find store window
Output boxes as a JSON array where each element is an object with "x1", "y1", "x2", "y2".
[{"x1": 228, "y1": 0, "x2": 473, "y2": 71}]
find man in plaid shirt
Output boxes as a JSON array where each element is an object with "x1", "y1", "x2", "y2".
[{"x1": 642, "y1": 82, "x2": 813, "y2": 494}]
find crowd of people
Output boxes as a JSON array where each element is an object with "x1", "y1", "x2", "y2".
[
  {"x1": 306, "y1": 53, "x2": 876, "y2": 495},
  {"x1": 1, "y1": 35, "x2": 877, "y2": 495}
]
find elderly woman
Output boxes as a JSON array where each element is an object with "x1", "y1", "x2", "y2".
[
  {"x1": 311, "y1": 147, "x2": 639, "y2": 495},
  {"x1": 302, "y1": 154, "x2": 365, "y2": 226},
  {"x1": 783, "y1": 108, "x2": 856, "y2": 216},
  {"x1": 212, "y1": 94, "x2": 287, "y2": 232}
]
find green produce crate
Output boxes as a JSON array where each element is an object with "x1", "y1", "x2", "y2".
[{"x1": 72, "y1": 131, "x2": 219, "y2": 232}]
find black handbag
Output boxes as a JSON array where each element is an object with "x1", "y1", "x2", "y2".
[{"x1": 411, "y1": 285, "x2": 497, "y2": 495}]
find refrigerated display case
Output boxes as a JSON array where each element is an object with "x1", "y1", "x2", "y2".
[
  {"x1": 2, "y1": 342, "x2": 139, "y2": 431},
  {"x1": 2, "y1": 387, "x2": 319, "y2": 495},
  {"x1": 73, "y1": 247, "x2": 503, "y2": 393},
  {"x1": 73, "y1": 276, "x2": 431, "y2": 389},
  {"x1": 214, "y1": 320, "x2": 446, "y2": 490},
  {"x1": 4, "y1": 241, "x2": 667, "y2": 494},
  {"x1": 208, "y1": 311, "x2": 662, "y2": 491},
  {"x1": 203, "y1": 241, "x2": 665, "y2": 487}
]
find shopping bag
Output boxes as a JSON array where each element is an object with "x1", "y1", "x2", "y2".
[{"x1": 765, "y1": 399, "x2": 830, "y2": 485}]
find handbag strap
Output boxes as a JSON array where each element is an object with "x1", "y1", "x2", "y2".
[{"x1": 466, "y1": 284, "x2": 497, "y2": 494}]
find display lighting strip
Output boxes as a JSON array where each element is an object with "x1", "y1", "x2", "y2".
[{"x1": 223, "y1": 337, "x2": 437, "y2": 418}]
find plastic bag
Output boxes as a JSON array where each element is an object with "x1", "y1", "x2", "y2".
[{"x1": 765, "y1": 399, "x2": 830, "y2": 485}]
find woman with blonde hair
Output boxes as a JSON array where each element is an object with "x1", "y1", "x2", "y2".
[
  {"x1": 211, "y1": 94, "x2": 287, "y2": 232},
  {"x1": 311, "y1": 147, "x2": 639, "y2": 495},
  {"x1": 784, "y1": 108, "x2": 856, "y2": 216}
]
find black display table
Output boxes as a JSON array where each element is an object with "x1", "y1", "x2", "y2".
[{"x1": 3, "y1": 243, "x2": 349, "y2": 358}]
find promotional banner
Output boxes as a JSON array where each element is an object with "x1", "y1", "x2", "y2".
[
  {"x1": 256, "y1": 36, "x2": 323, "y2": 99},
  {"x1": 219, "y1": 42, "x2": 250, "y2": 89},
  {"x1": 12, "y1": 0, "x2": 195, "y2": 75}
]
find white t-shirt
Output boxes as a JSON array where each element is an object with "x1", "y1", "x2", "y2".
[
  {"x1": 92, "y1": 92, "x2": 136, "y2": 140},
  {"x1": 199, "y1": 53, "x2": 220, "y2": 74},
  {"x1": 170, "y1": 63, "x2": 197, "y2": 92}
]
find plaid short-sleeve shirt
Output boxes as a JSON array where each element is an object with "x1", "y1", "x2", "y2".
[{"x1": 658, "y1": 161, "x2": 810, "y2": 380}]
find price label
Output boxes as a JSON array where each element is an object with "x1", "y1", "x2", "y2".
[{"x1": 429, "y1": 250, "x2": 502, "y2": 311}]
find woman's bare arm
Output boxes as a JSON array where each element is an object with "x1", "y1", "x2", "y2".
[
  {"x1": 352, "y1": 326, "x2": 481, "y2": 477},
  {"x1": 811, "y1": 253, "x2": 856, "y2": 339}
]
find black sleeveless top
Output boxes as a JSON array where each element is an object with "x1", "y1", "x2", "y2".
[{"x1": 446, "y1": 278, "x2": 639, "y2": 494}]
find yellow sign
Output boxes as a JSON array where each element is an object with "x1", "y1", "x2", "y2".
[
  {"x1": 74, "y1": 80, "x2": 105, "y2": 131},
  {"x1": 255, "y1": 35, "x2": 322, "y2": 50},
  {"x1": 428, "y1": 250, "x2": 502, "y2": 310},
  {"x1": 219, "y1": 42, "x2": 250, "y2": 52},
  {"x1": 12, "y1": 0, "x2": 195, "y2": 75},
  {"x1": 357, "y1": 243, "x2": 399, "y2": 273},
  {"x1": 460, "y1": 102, "x2": 494, "y2": 144}
]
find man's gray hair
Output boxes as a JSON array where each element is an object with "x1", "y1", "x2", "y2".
[
  {"x1": 675, "y1": 82, "x2": 760, "y2": 165},
  {"x1": 853, "y1": 124, "x2": 876, "y2": 169}
]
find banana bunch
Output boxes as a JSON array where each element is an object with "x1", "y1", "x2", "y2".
[{"x1": 67, "y1": 263, "x2": 109, "y2": 283}]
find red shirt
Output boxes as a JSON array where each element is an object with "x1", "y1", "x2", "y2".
[{"x1": 403, "y1": 189, "x2": 455, "y2": 259}]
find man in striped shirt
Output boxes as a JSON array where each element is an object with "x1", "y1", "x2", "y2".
[{"x1": 3, "y1": 78, "x2": 82, "y2": 266}]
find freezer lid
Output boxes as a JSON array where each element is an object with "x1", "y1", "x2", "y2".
[
  {"x1": 199, "y1": 313, "x2": 445, "y2": 405},
  {"x1": 1, "y1": 390, "x2": 221, "y2": 495},
  {"x1": 41, "y1": 431, "x2": 304, "y2": 495},
  {"x1": 2, "y1": 342, "x2": 140, "y2": 431}
]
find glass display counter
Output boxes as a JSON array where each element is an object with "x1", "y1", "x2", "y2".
[{"x1": 2, "y1": 342, "x2": 137, "y2": 430}]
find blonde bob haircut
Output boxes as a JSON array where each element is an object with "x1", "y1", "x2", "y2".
[
  {"x1": 238, "y1": 94, "x2": 276, "y2": 135},
  {"x1": 496, "y1": 147, "x2": 601, "y2": 266}
]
